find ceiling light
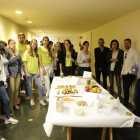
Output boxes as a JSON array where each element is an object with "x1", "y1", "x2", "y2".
[
  {"x1": 39, "y1": 30, "x2": 41, "y2": 32},
  {"x1": 42, "y1": 33, "x2": 44, "y2": 34},
  {"x1": 27, "y1": 21, "x2": 32, "y2": 23},
  {"x1": 15, "y1": 11, "x2": 22, "y2": 14}
]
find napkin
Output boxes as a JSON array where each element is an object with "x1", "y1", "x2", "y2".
[
  {"x1": 83, "y1": 71, "x2": 92, "y2": 78},
  {"x1": 109, "y1": 97, "x2": 126, "y2": 115},
  {"x1": 94, "y1": 99, "x2": 99, "y2": 112},
  {"x1": 70, "y1": 76, "x2": 81, "y2": 85}
]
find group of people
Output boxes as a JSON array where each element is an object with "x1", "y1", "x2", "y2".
[{"x1": 0, "y1": 33, "x2": 140, "y2": 139}]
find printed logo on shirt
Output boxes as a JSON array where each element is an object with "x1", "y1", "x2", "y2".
[
  {"x1": 30, "y1": 54, "x2": 37, "y2": 58},
  {"x1": 19, "y1": 50, "x2": 26, "y2": 54},
  {"x1": 66, "y1": 55, "x2": 71, "y2": 58},
  {"x1": 42, "y1": 51, "x2": 48, "y2": 54}
]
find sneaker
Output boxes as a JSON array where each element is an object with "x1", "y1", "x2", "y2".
[
  {"x1": 0, "y1": 115, "x2": 6, "y2": 120},
  {"x1": 17, "y1": 98, "x2": 20, "y2": 105},
  {"x1": 40, "y1": 100, "x2": 46, "y2": 106},
  {"x1": 20, "y1": 90, "x2": 25, "y2": 94},
  {"x1": 13, "y1": 105, "x2": 20, "y2": 110},
  {"x1": 25, "y1": 96, "x2": 30, "y2": 100},
  {"x1": 5, "y1": 117, "x2": 19, "y2": 124},
  {"x1": 30, "y1": 99, "x2": 35, "y2": 106},
  {"x1": 43, "y1": 96, "x2": 49, "y2": 102}
]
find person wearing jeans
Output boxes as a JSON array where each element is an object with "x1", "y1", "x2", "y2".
[
  {"x1": 77, "y1": 41, "x2": 91, "y2": 76},
  {"x1": 23, "y1": 39, "x2": 46, "y2": 106},
  {"x1": 0, "y1": 54, "x2": 18, "y2": 124},
  {"x1": 38, "y1": 36, "x2": 54, "y2": 102},
  {"x1": 106, "y1": 40, "x2": 124, "y2": 98},
  {"x1": 120, "y1": 38, "x2": 139, "y2": 106}
]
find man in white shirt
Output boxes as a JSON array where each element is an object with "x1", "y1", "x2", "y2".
[{"x1": 120, "y1": 38, "x2": 139, "y2": 106}]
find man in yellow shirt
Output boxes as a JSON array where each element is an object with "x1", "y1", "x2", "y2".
[{"x1": 16, "y1": 33, "x2": 29, "y2": 103}]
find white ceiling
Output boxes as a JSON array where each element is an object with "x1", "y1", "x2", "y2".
[{"x1": 0, "y1": 0, "x2": 140, "y2": 38}]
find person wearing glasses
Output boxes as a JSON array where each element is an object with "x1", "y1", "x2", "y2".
[
  {"x1": 106, "y1": 40, "x2": 124, "y2": 98},
  {"x1": 120, "y1": 38, "x2": 139, "y2": 107}
]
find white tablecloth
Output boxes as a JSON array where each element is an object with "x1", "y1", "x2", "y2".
[{"x1": 43, "y1": 77, "x2": 140, "y2": 137}]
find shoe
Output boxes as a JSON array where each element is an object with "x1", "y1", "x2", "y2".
[
  {"x1": 30, "y1": 99, "x2": 35, "y2": 106},
  {"x1": 1, "y1": 137, "x2": 6, "y2": 140},
  {"x1": 20, "y1": 90, "x2": 25, "y2": 94},
  {"x1": 13, "y1": 105, "x2": 20, "y2": 110},
  {"x1": 0, "y1": 115, "x2": 6, "y2": 120},
  {"x1": 40, "y1": 100, "x2": 46, "y2": 106},
  {"x1": 32, "y1": 88, "x2": 35, "y2": 91},
  {"x1": 5, "y1": 117, "x2": 19, "y2": 124},
  {"x1": 43, "y1": 96, "x2": 49, "y2": 102},
  {"x1": 17, "y1": 98, "x2": 20, "y2": 105},
  {"x1": 25, "y1": 96, "x2": 30, "y2": 100}
]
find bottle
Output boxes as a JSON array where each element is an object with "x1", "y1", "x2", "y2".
[{"x1": 131, "y1": 65, "x2": 137, "y2": 75}]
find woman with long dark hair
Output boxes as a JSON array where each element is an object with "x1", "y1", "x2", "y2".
[
  {"x1": 106, "y1": 39, "x2": 124, "y2": 98},
  {"x1": 37, "y1": 36, "x2": 54, "y2": 102},
  {"x1": 0, "y1": 54, "x2": 18, "y2": 124},
  {"x1": 23, "y1": 39, "x2": 46, "y2": 106},
  {"x1": 61, "y1": 39, "x2": 76, "y2": 76},
  {"x1": 77, "y1": 41, "x2": 91, "y2": 76},
  {"x1": 52, "y1": 42, "x2": 62, "y2": 76}
]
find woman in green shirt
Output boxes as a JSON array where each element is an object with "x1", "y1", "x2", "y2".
[
  {"x1": 23, "y1": 39, "x2": 46, "y2": 106},
  {"x1": 37, "y1": 36, "x2": 54, "y2": 102}
]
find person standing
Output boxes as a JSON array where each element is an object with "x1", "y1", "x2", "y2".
[
  {"x1": 120, "y1": 38, "x2": 139, "y2": 106},
  {"x1": 7, "y1": 39, "x2": 24, "y2": 110},
  {"x1": 16, "y1": 33, "x2": 29, "y2": 102},
  {"x1": 38, "y1": 36, "x2": 54, "y2": 102},
  {"x1": 23, "y1": 39, "x2": 46, "y2": 106},
  {"x1": 52, "y1": 42, "x2": 63, "y2": 76},
  {"x1": 94, "y1": 38, "x2": 110, "y2": 89},
  {"x1": 0, "y1": 54, "x2": 19, "y2": 124},
  {"x1": 106, "y1": 40, "x2": 124, "y2": 98},
  {"x1": 77, "y1": 41, "x2": 91, "y2": 76},
  {"x1": 133, "y1": 56, "x2": 140, "y2": 117},
  {"x1": 61, "y1": 39, "x2": 76, "y2": 76},
  {"x1": 0, "y1": 41, "x2": 11, "y2": 119}
]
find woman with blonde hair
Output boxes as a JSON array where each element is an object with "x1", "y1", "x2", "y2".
[
  {"x1": 52, "y1": 42, "x2": 63, "y2": 76},
  {"x1": 7, "y1": 39, "x2": 24, "y2": 110},
  {"x1": 37, "y1": 36, "x2": 54, "y2": 102},
  {"x1": 23, "y1": 39, "x2": 46, "y2": 106}
]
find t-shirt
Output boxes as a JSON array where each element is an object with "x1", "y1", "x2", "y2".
[
  {"x1": 66, "y1": 51, "x2": 72, "y2": 67},
  {"x1": 37, "y1": 46, "x2": 53, "y2": 67},
  {"x1": 22, "y1": 50, "x2": 38, "y2": 74},
  {"x1": 16, "y1": 44, "x2": 29, "y2": 60},
  {"x1": 110, "y1": 51, "x2": 118, "y2": 71}
]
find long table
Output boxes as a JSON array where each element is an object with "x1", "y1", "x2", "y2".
[{"x1": 43, "y1": 77, "x2": 140, "y2": 140}]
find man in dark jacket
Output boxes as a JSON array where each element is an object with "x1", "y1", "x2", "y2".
[{"x1": 94, "y1": 38, "x2": 110, "y2": 89}]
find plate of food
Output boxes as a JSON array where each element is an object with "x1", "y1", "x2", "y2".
[
  {"x1": 107, "y1": 96, "x2": 115, "y2": 100},
  {"x1": 76, "y1": 100, "x2": 92, "y2": 107},
  {"x1": 63, "y1": 97, "x2": 76, "y2": 102}
]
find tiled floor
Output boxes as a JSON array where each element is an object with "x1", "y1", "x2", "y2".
[{"x1": 0, "y1": 84, "x2": 140, "y2": 140}]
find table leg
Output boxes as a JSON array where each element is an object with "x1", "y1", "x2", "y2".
[
  {"x1": 101, "y1": 128, "x2": 107, "y2": 140},
  {"x1": 67, "y1": 127, "x2": 72, "y2": 140},
  {"x1": 109, "y1": 128, "x2": 113, "y2": 140}
]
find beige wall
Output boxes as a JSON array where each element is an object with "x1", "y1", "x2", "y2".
[
  {"x1": 81, "y1": 9, "x2": 140, "y2": 104},
  {"x1": 0, "y1": 15, "x2": 38, "y2": 44}
]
